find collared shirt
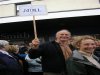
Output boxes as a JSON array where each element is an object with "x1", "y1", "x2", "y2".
[{"x1": 79, "y1": 51, "x2": 100, "y2": 69}]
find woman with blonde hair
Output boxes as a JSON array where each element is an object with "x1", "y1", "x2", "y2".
[{"x1": 66, "y1": 35, "x2": 100, "y2": 75}]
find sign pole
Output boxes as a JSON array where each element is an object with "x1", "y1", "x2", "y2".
[
  {"x1": 19, "y1": 1, "x2": 47, "y2": 39},
  {"x1": 31, "y1": 1, "x2": 38, "y2": 39},
  {"x1": 32, "y1": 16, "x2": 38, "y2": 39}
]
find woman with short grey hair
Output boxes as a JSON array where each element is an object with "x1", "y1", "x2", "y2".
[
  {"x1": 0, "y1": 40, "x2": 9, "y2": 48},
  {"x1": 0, "y1": 40, "x2": 23, "y2": 75}
]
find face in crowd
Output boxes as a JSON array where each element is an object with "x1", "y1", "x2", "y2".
[
  {"x1": 77, "y1": 36, "x2": 96, "y2": 54},
  {"x1": 55, "y1": 29, "x2": 71, "y2": 44}
]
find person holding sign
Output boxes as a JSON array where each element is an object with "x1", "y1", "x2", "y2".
[{"x1": 28, "y1": 29, "x2": 72, "y2": 75}]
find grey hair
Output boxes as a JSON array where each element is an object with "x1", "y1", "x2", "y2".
[{"x1": 0, "y1": 40, "x2": 9, "y2": 48}]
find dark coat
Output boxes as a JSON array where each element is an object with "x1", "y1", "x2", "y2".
[
  {"x1": 94, "y1": 47, "x2": 100, "y2": 62},
  {"x1": 66, "y1": 50, "x2": 100, "y2": 75},
  {"x1": 0, "y1": 52, "x2": 23, "y2": 75},
  {"x1": 28, "y1": 41, "x2": 66, "y2": 73}
]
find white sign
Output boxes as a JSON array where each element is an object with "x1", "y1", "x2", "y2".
[{"x1": 19, "y1": 4, "x2": 47, "y2": 16}]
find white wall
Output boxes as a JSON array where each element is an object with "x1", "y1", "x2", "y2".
[
  {"x1": 0, "y1": 0, "x2": 100, "y2": 23},
  {"x1": 32, "y1": 0, "x2": 100, "y2": 12},
  {"x1": 0, "y1": 4, "x2": 16, "y2": 17}
]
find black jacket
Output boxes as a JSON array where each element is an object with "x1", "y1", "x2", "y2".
[
  {"x1": 28, "y1": 41, "x2": 66, "y2": 73},
  {"x1": 66, "y1": 50, "x2": 100, "y2": 75},
  {"x1": 94, "y1": 47, "x2": 100, "y2": 62},
  {"x1": 0, "y1": 52, "x2": 23, "y2": 75}
]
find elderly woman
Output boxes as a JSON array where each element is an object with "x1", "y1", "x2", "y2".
[
  {"x1": 66, "y1": 35, "x2": 100, "y2": 75},
  {"x1": 0, "y1": 40, "x2": 23, "y2": 75}
]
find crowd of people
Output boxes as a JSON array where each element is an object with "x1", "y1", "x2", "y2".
[{"x1": 0, "y1": 29, "x2": 100, "y2": 75}]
